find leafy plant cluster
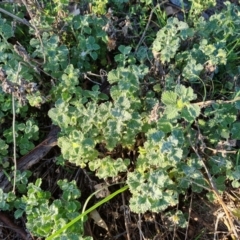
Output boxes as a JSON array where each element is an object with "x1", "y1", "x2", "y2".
[
  {"x1": 0, "y1": 0, "x2": 240, "y2": 239},
  {"x1": 1, "y1": 178, "x2": 86, "y2": 239}
]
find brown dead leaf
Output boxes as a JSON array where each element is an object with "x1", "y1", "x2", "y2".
[
  {"x1": 107, "y1": 37, "x2": 117, "y2": 51},
  {"x1": 121, "y1": 18, "x2": 132, "y2": 37},
  {"x1": 164, "y1": 6, "x2": 179, "y2": 16},
  {"x1": 89, "y1": 209, "x2": 109, "y2": 232},
  {"x1": 94, "y1": 183, "x2": 110, "y2": 198}
]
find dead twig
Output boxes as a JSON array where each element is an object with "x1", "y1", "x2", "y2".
[
  {"x1": 214, "y1": 211, "x2": 225, "y2": 240},
  {"x1": 137, "y1": 213, "x2": 145, "y2": 240},
  {"x1": 205, "y1": 147, "x2": 237, "y2": 154},
  {"x1": 121, "y1": 192, "x2": 131, "y2": 240},
  {"x1": 194, "y1": 97, "x2": 240, "y2": 108},
  {"x1": 184, "y1": 192, "x2": 193, "y2": 240}
]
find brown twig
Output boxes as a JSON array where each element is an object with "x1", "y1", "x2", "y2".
[
  {"x1": 138, "y1": 213, "x2": 143, "y2": 240},
  {"x1": 194, "y1": 97, "x2": 240, "y2": 108},
  {"x1": 184, "y1": 192, "x2": 193, "y2": 240},
  {"x1": 214, "y1": 211, "x2": 225, "y2": 240},
  {"x1": 121, "y1": 192, "x2": 131, "y2": 240},
  {"x1": 205, "y1": 147, "x2": 237, "y2": 154}
]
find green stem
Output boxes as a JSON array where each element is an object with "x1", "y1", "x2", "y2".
[{"x1": 227, "y1": 39, "x2": 240, "y2": 57}]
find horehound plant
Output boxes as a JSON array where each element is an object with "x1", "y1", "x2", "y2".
[{"x1": 0, "y1": 1, "x2": 239, "y2": 239}]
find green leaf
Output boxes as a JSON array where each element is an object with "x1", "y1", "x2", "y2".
[
  {"x1": 146, "y1": 129, "x2": 165, "y2": 143},
  {"x1": 108, "y1": 69, "x2": 120, "y2": 84},
  {"x1": 0, "y1": 189, "x2": 10, "y2": 211},
  {"x1": 182, "y1": 59, "x2": 203, "y2": 81},
  {"x1": 0, "y1": 17, "x2": 14, "y2": 39},
  {"x1": 179, "y1": 28, "x2": 195, "y2": 40},
  {"x1": 48, "y1": 107, "x2": 71, "y2": 129},
  {"x1": 0, "y1": 139, "x2": 8, "y2": 155},
  {"x1": 61, "y1": 64, "x2": 79, "y2": 86},
  {"x1": 136, "y1": 46, "x2": 150, "y2": 62},
  {"x1": 157, "y1": 118, "x2": 173, "y2": 133},
  {"x1": 129, "y1": 195, "x2": 152, "y2": 213},
  {"x1": 127, "y1": 170, "x2": 178, "y2": 213},
  {"x1": 161, "y1": 91, "x2": 177, "y2": 106},
  {"x1": 118, "y1": 45, "x2": 132, "y2": 55},
  {"x1": 235, "y1": 101, "x2": 240, "y2": 110},
  {"x1": 213, "y1": 176, "x2": 226, "y2": 192},
  {"x1": 175, "y1": 85, "x2": 197, "y2": 102},
  {"x1": 181, "y1": 104, "x2": 200, "y2": 122},
  {"x1": 90, "y1": 51, "x2": 98, "y2": 60},
  {"x1": 161, "y1": 39, "x2": 180, "y2": 63},
  {"x1": 164, "y1": 106, "x2": 179, "y2": 119},
  {"x1": 89, "y1": 157, "x2": 129, "y2": 178},
  {"x1": 58, "y1": 180, "x2": 81, "y2": 201},
  {"x1": 14, "y1": 209, "x2": 25, "y2": 219},
  {"x1": 232, "y1": 180, "x2": 240, "y2": 188},
  {"x1": 231, "y1": 122, "x2": 240, "y2": 139},
  {"x1": 127, "y1": 172, "x2": 146, "y2": 193}
]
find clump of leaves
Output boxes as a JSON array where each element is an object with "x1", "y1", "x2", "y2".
[{"x1": 22, "y1": 179, "x2": 84, "y2": 239}]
